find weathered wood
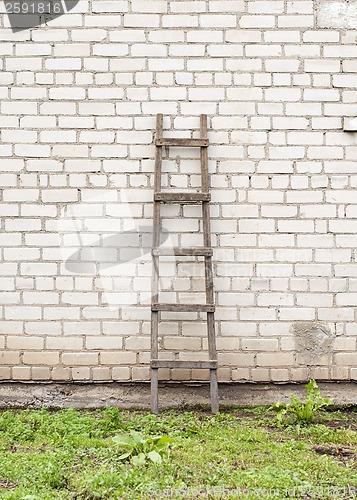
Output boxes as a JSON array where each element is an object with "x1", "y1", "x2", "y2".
[
  {"x1": 151, "y1": 114, "x2": 219, "y2": 414},
  {"x1": 152, "y1": 247, "x2": 213, "y2": 257},
  {"x1": 151, "y1": 360, "x2": 218, "y2": 369},
  {"x1": 151, "y1": 350, "x2": 159, "y2": 414},
  {"x1": 154, "y1": 114, "x2": 163, "y2": 195},
  {"x1": 200, "y1": 114, "x2": 219, "y2": 414},
  {"x1": 150, "y1": 114, "x2": 163, "y2": 415},
  {"x1": 210, "y1": 365, "x2": 219, "y2": 413},
  {"x1": 152, "y1": 303, "x2": 215, "y2": 312},
  {"x1": 156, "y1": 138, "x2": 209, "y2": 147},
  {"x1": 200, "y1": 115, "x2": 210, "y2": 194},
  {"x1": 154, "y1": 192, "x2": 210, "y2": 203}
]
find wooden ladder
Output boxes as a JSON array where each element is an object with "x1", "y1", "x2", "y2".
[{"x1": 150, "y1": 114, "x2": 219, "y2": 414}]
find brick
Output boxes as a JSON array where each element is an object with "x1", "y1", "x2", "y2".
[
  {"x1": 23, "y1": 352, "x2": 60, "y2": 365},
  {"x1": 0, "y1": 368, "x2": 11, "y2": 380},
  {"x1": 6, "y1": 58, "x2": 42, "y2": 70},
  {"x1": 324, "y1": 45, "x2": 357, "y2": 58},
  {"x1": 71, "y1": 367, "x2": 91, "y2": 380},
  {"x1": 4, "y1": 299, "x2": 43, "y2": 317},
  {"x1": 308, "y1": 146, "x2": 343, "y2": 160},
  {"x1": 200, "y1": 15, "x2": 237, "y2": 28},
  {"x1": 7, "y1": 336, "x2": 44, "y2": 349},
  {"x1": 45, "y1": 58, "x2": 82, "y2": 70},
  {"x1": 31, "y1": 368, "x2": 51, "y2": 380},
  {"x1": 278, "y1": 220, "x2": 314, "y2": 233},
  {"x1": 257, "y1": 352, "x2": 294, "y2": 366},
  {"x1": 123, "y1": 335, "x2": 149, "y2": 350},
  {"x1": 333, "y1": 338, "x2": 356, "y2": 351},
  {"x1": 62, "y1": 353, "x2": 99, "y2": 366},
  {"x1": 112, "y1": 367, "x2": 131, "y2": 380},
  {"x1": 335, "y1": 353, "x2": 357, "y2": 365},
  {"x1": 62, "y1": 322, "x2": 100, "y2": 336},
  {"x1": 86, "y1": 336, "x2": 123, "y2": 350},
  {"x1": 329, "y1": 220, "x2": 357, "y2": 234},
  {"x1": 124, "y1": 14, "x2": 160, "y2": 27},
  {"x1": 266, "y1": 87, "x2": 301, "y2": 101},
  {"x1": 42, "y1": 189, "x2": 79, "y2": 203},
  {"x1": 218, "y1": 352, "x2": 255, "y2": 366},
  {"x1": 209, "y1": 1, "x2": 244, "y2": 12},
  {"x1": 330, "y1": 366, "x2": 349, "y2": 380},
  {"x1": 164, "y1": 337, "x2": 201, "y2": 350},
  {"x1": 15, "y1": 145, "x2": 51, "y2": 157},
  {"x1": 49, "y1": 88, "x2": 86, "y2": 100},
  {"x1": 257, "y1": 294, "x2": 294, "y2": 306},
  {"x1": 266, "y1": 59, "x2": 300, "y2": 72},
  {"x1": 242, "y1": 339, "x2": 278, "y2": 351},
  {"x1": 271, "y1": 369, "x2": 290, "y2": 382},
  {"x1": 240, "y1": 308, "x2": 277, "y2": 321},
  {"x1": 91, "y1": 368, "x2": 111, "y2": 381},
  {"x1": 163, "y1": 15, "x2": 199, "y2": 27},
  {"x1": 12, "y1": 367, "x2": 31, "y2": 380},
  {"x1": 297, "y1": 294, "x2": 333, "y2": 307},
  {"x1": 285, "y1": 104, "x2": 323, "y2": 118},
  {"x1": 100, "y1": 351, "x2": 137, "y2": 365},
  {"x1": 278, "y1": 15, "x2": 314, "y2": 28},
  {"x1": 251, "y1": 368, "x2": 270, "y2": 382},
  {"x1": 248, "y1": 1, "x2": 284, "y2": 13},
  {"x1": 239, "y1": 15, "x2": 275, "y2": 28},
  {"x1": 21, "y1": 263, "x2": 57, "y2": 276},
  {"x1": 226, "y1": 30, "x2": 261, "y2": 43},
  {"x1": 43, "y1": 308, "x2": 80, "y2": 321},
  {"x1": 46, "y1": 337, "x2": 83, "y2": 350},
  {"x1": 129, "y1": 0, "x2": 166, "y2": 13},
  {"x1": 288, "y1": 131, "x2": 324, "y2": 145}
]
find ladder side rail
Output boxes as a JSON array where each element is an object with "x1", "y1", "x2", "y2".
[
  {"x1": 151, "y1": 113, "x2": 163, "y2": 414},
  {"x1": 200, "y1": 114, "x2": 219, "y2": 413}
]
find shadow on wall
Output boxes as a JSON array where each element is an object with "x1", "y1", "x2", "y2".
[
  {"x1": 5, "y1": 0, "x2": 80, "y2": 32},
  {"x1": 65, "y1": 227, "x2": 169, "y2": 274}
]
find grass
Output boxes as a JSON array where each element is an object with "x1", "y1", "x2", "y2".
[{"x1": 0, "y1": 406, "x2": 356, "y2": 499}]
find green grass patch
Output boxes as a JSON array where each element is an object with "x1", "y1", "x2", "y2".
[{"x1": 0, "y1": 407, "x2": 356, "y2": 499}]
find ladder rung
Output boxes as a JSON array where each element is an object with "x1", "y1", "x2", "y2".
[
  {"x1": 151, "y1": 360, "x2": 217, "y2": 369},
  {"x1": 152, "y1": 247, "x2": 213, "y2": 257},
  {"x1": 154, "y1": 192, "x2": 210, "y2": 203},
  {"x1": 152, "y1": 303, "x2": 215, "y2": 313},
  {"x1": 156, "y1": 138, "x2": 209, "y2": 147}
]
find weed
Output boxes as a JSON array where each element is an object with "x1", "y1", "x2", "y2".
[
  {"x1": 112, "y1": 430, "x2": 175, "y2": 466},
  {"x1": 271, "y1": 379, "x2": 333, "y2": 425}
]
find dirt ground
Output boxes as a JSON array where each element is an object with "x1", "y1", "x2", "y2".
[{"x1": 0, "y1": 382, "x2": 356, "y2": 409}]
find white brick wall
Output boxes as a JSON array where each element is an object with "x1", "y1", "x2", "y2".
[{"x1": 0, "y1": 0, "x2": 356, "y2": 383}]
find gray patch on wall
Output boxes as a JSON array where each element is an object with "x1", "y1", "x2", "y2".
[
  {"x1": 293, "y1": 322, "x2": 334, "y2": 363},
  {"x1": 316, "y1": 0, "x2": 357, "y2": 29}
]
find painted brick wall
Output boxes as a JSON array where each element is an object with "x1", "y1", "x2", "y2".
[{"x1": 0, "y1": 0, "x2": 357, "y2": 383}]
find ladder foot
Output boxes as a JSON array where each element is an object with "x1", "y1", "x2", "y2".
[
  {"x1": 151, "y1": 368, "x2": 159, "y2": 414},
  {"x1": 210, "y1": 370, "x2": 219, "y2": 414}
]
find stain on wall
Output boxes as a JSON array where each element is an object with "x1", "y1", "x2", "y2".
[
  {"x1": 316, "y1": 0, "x2": 357, "y2": 28},
  {"x1": 293, "y1": 322, "x2": 334, "y2": 367}
]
